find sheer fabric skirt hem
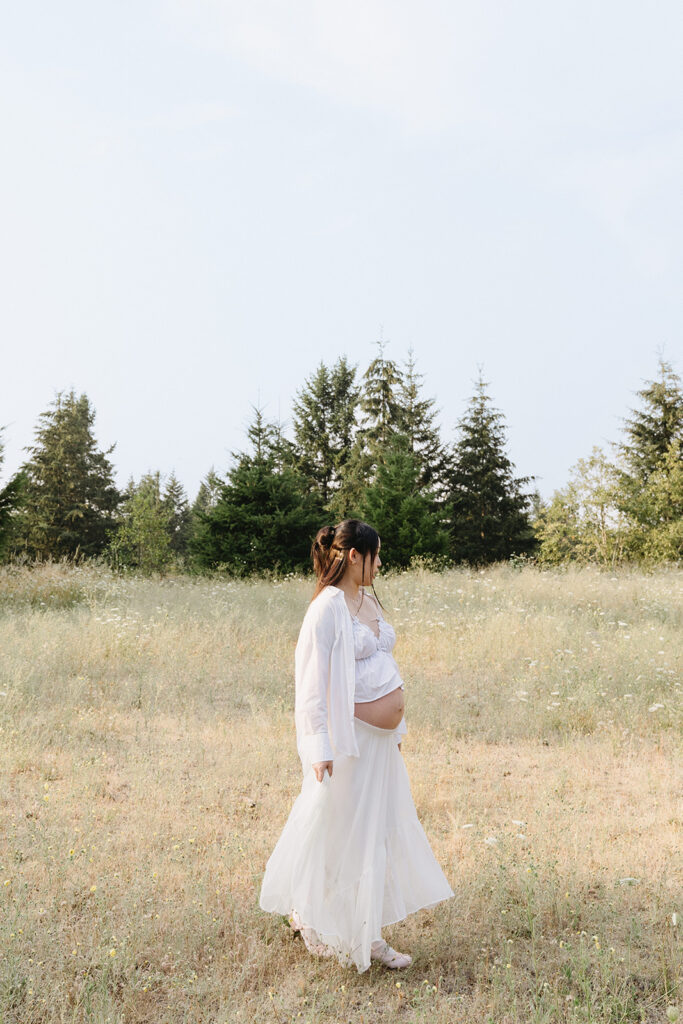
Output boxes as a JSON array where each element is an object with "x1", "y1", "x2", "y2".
[{"x1": 259, "y1": 717, "x2": 454, "y2": 974}]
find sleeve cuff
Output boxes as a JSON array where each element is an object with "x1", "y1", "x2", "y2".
[{"x1": 298, "y1": 732, "x2": 334, "y2": 766}]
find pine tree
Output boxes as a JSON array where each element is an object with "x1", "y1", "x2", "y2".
[
  {"x1": 190, "y1": 407, "x2": 321, "y2": 576},
  {"x1": 358, "y1": 432, "x2": 449, "y2": 568},
  {"x1": 0, "y1": 427, "x2": 27, "y2": 560},
  {"x1": 291, "y1": 363, "x2": 334, "y2": 503},
  {"x1": 326, "y1": 438, "x2": 373, "y2": 522},
  {"x1": 358, "y1": 338, "x2": 405, "y2": 452},
  {"x1": 635, "y1": 437, "x2": 683, "y2": 562},
  {"x1": 329, "y1": 356, "x2": 361, "y2": 498},
  {"x1": 397, "y1": 347, "x2": 447, "y2": 493},
  {"x1": 16, "y1": 389, "x2": 120, "y2": 561},
  {"x1": 192, "y1": 468, "x2": 224, "y2": 515},
  {"x1": 611, "y1": 357, "x2": 683, "y2": 562},
  {"x1": 291, "y1": 357, "x2": 360, "y2": 508},
  {"x1": 246, "y1": 405, "x2": 281, "y2": 461},
  {"x1": 188, "y1": 467, "x2": 224, "y2": 570},
  {"x1": 135, "y1": 470, "x2": 164, "y2": 503},
  {"x1": 446, "y1": 371, "x2": 537, "y2": 564},
  {"x1": 270, "y1": 414, "x2": 300, "y2": 473},
  {"x1": 615, "y1": 435, "x2": 683, "y2": 564},
  {"x1": 162, "y1": 471, "x2": 191, "y2": 557},
  {"x1": 614, "y1": 356, "x2": 683, "y2": 483},
  {"x1": 328, "y1": 340, "x2": 404, "y2": 520}
]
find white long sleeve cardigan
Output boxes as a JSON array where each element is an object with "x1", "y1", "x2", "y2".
[{"x1": 294, "y1": 584, "x2": 360, "y2": 770}]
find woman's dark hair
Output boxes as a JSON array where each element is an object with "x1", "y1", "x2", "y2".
[{"x1": 310, "y1": 518, "x2": 384, "y2": 611}]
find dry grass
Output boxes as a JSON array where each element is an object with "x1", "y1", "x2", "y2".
[{"x1": 0, "y1": 561, "x2": 681, "y2": 1023}]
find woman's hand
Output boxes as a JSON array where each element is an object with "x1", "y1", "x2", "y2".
[{"x1": 312, "y1": 760, "x2": 333, "y2": 782}]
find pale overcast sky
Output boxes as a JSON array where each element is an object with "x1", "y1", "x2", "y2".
[{"x1": 1, "y1": 1, "x2": 681, "y2": 504}]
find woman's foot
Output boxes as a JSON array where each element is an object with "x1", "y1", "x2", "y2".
[
  {"x1": 370, "y1": 939, "x2": 412, "y2": 969},
  {"x1": 289, "y1": 910, "x2": 334, "y2": 958},
  {"x1": 288, "y1": 909, "x2": 302, "y2": 933}
]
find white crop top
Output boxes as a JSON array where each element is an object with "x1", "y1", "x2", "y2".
[
  {"x1": 352, "y1": 608, "x2": 407, "y2": 741},
  {"x1": 352, "y1": 602, "x2": 405, "y2": 697}
]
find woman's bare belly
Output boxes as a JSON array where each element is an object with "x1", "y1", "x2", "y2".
[{"x1": 354, "y1": 685, "x2": 405, "y2": 730}]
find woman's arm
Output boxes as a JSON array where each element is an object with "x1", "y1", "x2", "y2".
[{"x1": 294, "y1": 603, "x2": 336, "y2": 774}]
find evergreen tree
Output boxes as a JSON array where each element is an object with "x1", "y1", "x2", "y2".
[
  {"x1": 617, "y1": 436, "x2": 683, "y2": 564},
  {"x1": 15, "y1": 389, "x2": 120, "y2": 561},
  {"x1": 636, "y1": 437, "x2": 683, "y2": 562},
  {"x1": 328, "y1": 340, "x2": 404, "y2": 520},
  {"x1": 292, "y1": 361, "x2": 333, "y2": 503},
  {"x1": 106, "y1": 471, "x2": 173, "y2": 574},
  {"x1": 270, "y1": 414, "x2": 300, "y2": 473},
  {"x1": 0, "y1": 428, "x2": 27, "y2": 560},
  {"x1": 611, "y1": 357, "x2": 683, "y2": 562},
  {"x1": 192, "y1": 467, "x2": 224, "y2": 516},
  {"x1": 534, "y1": 360, "x2": 683, "y2": 568},
  {"x1": 358, "y1": 432, "x2": 449, "y2": 568},
  {"x1": 135, "y1": 470, "x2": 164, "y2": 503},
  {"x1": 162, "y1": 471, "x2": 191, "y2": 557},
  {"x1": 326, "y1": 437, "x2": 374, "y2": 522},
  {"x1": 397, "y1": 347, "x2": 447, "y2": 493},
  {"x1": 291, "y1": 357, "x2": 360, "y2": 508},
  {"x1": 188, "y1": 467, "x2": 223, "y2": 568},
  {"x1": 358, "y1": 338, "x2": 405, "y2": 451},
  {"x1": 244, "y1": 400, "x2": 310, "y2": 480},
  {"x1": 614, "y1": 356, "x2": 683, "y2": 483},
  {"x1": 190, "y1": 406, "x2": 321, "y2": 576},
  {"x1": 446, "y1": 371, "x2": 537, "y2": 564},
  {"x1": 329, "y1": 356, "x2": 361, "y2": 496},
  {"x1": 246, "y1": 405, "x2": 281, "y2": 461}
]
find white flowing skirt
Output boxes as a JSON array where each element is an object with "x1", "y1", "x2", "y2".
[{"x1": 259, "y1": 717, "x2": 454, "y2": 973}]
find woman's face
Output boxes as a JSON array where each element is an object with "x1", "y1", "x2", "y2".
[{"x1": 348, "y1": 539, "x2": 381, "y2": 584}]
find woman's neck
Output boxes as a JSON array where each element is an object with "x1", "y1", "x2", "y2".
[{"x1": 337, "y1": 577, "x2": 365, "y2": 609}]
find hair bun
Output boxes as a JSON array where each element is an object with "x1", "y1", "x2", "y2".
[{"x1": 320, "y1": 525, "x2": 336, "y2": 549}]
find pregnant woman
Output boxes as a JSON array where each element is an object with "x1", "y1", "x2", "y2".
[{"x1": 259, "y1": 519, "x2": 453, "y2": 973}]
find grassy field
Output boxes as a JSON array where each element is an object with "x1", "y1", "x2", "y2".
[{"x1": 0, "y1": 560, "x2": 681, "y2": 1024}]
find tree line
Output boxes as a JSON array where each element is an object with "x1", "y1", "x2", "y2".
[{"x1": 0, "y1": 346, "x2": 681, "y2": 575}]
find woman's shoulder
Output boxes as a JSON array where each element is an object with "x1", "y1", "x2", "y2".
[{"x1": 301, "y1": 586, "x2": 344, "y2": 629}]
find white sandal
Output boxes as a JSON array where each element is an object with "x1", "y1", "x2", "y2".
[{"x1": 370, "y1": 939, "x2": 412, "y2": 969}]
